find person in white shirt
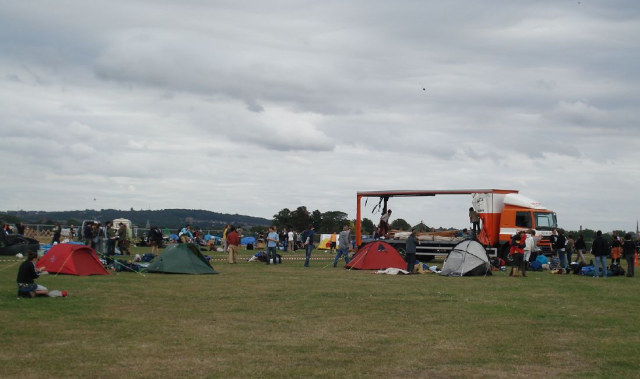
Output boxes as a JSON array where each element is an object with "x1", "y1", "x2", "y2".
[
  {"x1": 287, "y1": 230, "x2": 294, "y2": 252},
  {"x1": 376, "y1": 209, "x2": 392, "y2": 238},
  {"x1": 524, "y1": 230, "x2": 537, "y2": 263}
]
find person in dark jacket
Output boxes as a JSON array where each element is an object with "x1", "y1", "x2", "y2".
[
  {"x1": 622, "y1": 233, "x2": 636, "y2": 278},
  {"x1": 52, "y1": 222, "x2": 62, "y2": 244},
  {"x1": 105, "y1": 221, "x2": 117, "y2": 256},
  {"x1": 509, "y1": 231, "x2": 527, "y2": 277},
  {"x1": 83, "y1": 222, "x2": 93, "y2": 246},
  {"x1": 301, "y1": 225, "x2": 315, "y2": 267},
  {"x1": 17, "y1": 222, "x2": 25, "y2": 235},
  {"x1": 17, "y1": 251, "x2": 49, "y2": 297},
  {"x1": 405, "y1": 229, "x2": 420, "y2": 273},
  {"x1": 574, "y1": 234, "x2": 587, "y2": 265},
  {"x1": 551, "y1": 229, "x2": 567, "y2": 269},
  {"x1": 591, "y1": 230, "x2": 610, "y2": 278}
]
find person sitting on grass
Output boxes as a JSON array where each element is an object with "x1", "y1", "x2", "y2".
[{"x1": 17, "y1": 251, "x2": 49, "y2": 298}]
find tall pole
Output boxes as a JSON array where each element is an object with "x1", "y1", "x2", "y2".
[{"x1": 356, "y1": 194, "x2": 362, "y2": 247}]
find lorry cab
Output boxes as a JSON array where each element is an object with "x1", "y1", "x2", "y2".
[{"x1": 497, "y1": 194, "x2": 557, "y2": 256}]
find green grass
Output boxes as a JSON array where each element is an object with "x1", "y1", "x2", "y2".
[{"x1": 1, "y1": 247, "x2": 639, "y2": 378}]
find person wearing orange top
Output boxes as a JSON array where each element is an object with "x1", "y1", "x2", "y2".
[{"x1": 330, "y1": 232, "x2": 337, "y2": 253}]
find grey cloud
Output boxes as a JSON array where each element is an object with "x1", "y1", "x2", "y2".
[{"x1": 0, "y1": 0, "x2": 639, "y2": 232}]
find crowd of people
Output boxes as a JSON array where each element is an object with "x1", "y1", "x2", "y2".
[
  {"x1": 220, "y1": 224, "x2": 336, "y2": 267},
  {"x1": 8, "y1": 213, "x2": 639, "y2": 300},
  {"x1": 507, "y1": 228, "x2": 638, "y2": 278}
]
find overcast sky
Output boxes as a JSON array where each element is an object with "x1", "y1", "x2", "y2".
[{"x1": 1, "y1": 0, "x2": 639, "y2": 232}]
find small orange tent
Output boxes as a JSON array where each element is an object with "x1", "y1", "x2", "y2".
[
  {"x1": 345, "y1": 241, "x2": 407, "y2": 270},
  {"x1": 37, "y1": 244, "x2": 109, "y2": 276}
]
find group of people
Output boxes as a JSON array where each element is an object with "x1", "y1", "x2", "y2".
[
  {"x1": 587, "y1": 230, "x2": 636, "y2": 278},
  {"x1": 508, "y1": 228, "x2": 637, "y2": 278},
  {"x1": 255, "y1": 227, "x2": 304, "y2": 252},
  {"x1": 221, "y1": 223, "x2": 355, "y2": 268},
  {"x1": 76, "y1": 221, "x2": 131, "y2": 257}
]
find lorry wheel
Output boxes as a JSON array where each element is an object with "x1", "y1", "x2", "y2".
[
  {"x1": 419, "y1": 255, "x2": 435, "y2": 263},
  {"x1": 395, "y1": 246, "x2": 407, "y2": 258}
]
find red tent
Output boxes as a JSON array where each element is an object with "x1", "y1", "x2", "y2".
[
  {"x1": 345, "y1": 241, "x2": 407, "y2": 270},
  {"x1": 36, "y1": 244, "x2": 109, "y2": 276}
]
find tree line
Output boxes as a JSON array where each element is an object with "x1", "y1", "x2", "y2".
[
  {"x1": 1, "y1": 209, "x2": 270, "y2": 230},
  {"x1": 272, "y1": 206, "x2": 351, "y2": 233},
  {"x1": 271, "y1": 206, "x2": 437, "y2": 235}
]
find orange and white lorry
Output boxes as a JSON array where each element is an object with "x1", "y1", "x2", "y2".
[{"x1": 355, "y1": 189, "x2": 558, "y2": 260}]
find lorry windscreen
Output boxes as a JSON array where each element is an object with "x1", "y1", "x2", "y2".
[{"x1": 534, "y1": 212, "x2": 556, "y2": 230}]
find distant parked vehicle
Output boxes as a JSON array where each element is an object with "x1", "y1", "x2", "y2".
[{"x1": 0, "y1": 233, "x2": 40, "y2": 256}]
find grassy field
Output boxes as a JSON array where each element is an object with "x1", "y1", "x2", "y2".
[{"x1": 1, "y1": 246, "x2": 639, "y2": 378}]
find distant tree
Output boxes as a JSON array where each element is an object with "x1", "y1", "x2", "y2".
[
  {"x1": 566, "y1": 228, "x2": 595, "y2": 243},
  {"x1": 0, "y1": 212, "x2": 21, "y2": 224},
  {"x1": 319, "y1": 211, "x2": 349, "y2": 234},
  {"x1": 612, "y1": 230, "x2": 627, "y2": 238},
  {"x1": 67, "y1": 218, "x2": 80, "y2": 226},
  {"x1": 272, "y1": 208, "x2": 292, "y2": 230},
  {"x1": 290, "y1": 206, "x2": 311, "y2": 232},
  {"x1": 413, "y1": 222, "x2": 431, "y2": 232},
  {"x1": 249, "y1": 225, "x2": 266, "y2": 235},
  {"x1": 390, "y1": 218, "x2": 411, "y2": 231},
  {"x1": 311, "y1": 210, "x2": 323, "y2": 231},
  {"x1": 361, "y1": 218, "x2": 375, "y2": 235}
]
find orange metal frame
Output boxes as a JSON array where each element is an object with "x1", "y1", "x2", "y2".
[{"x1": 355, "y1": 189, "x2": 518, "y2": 246}]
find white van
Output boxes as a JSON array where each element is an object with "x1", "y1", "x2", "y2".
[{"x1": 112, "y1": 218, "x2": 134, "y2": 240}]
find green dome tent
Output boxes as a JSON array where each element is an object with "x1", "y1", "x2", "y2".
[{"x1": 146, "y1": 243, "x2": 219, "y2": 274}]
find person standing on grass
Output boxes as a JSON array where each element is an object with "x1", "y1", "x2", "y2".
[
  {"x1": 509, "y1": 231, "x2": 526, "y2": 277},
  {"x1": 574, "y1": 234, "x2": 588, "y2": 265},
  {"x1": 267, "y1": 226, "x2": 279, "y2": 265},
  {"x1": 591, "y1": 230, "x2": 609, "y2": 278},
  {"x1": 301, "y1": 225, "x2": 315, "y2": 267},
  {"x1": 91, "y1": 223, "x2": 101, "y2": 251},
  {"x1": 105, "y1": 221, "x2": 117, "y2": 257},
  {"x1": 117, "y1": 222, "x2": 130, "y2": 255},
  {"x1": 610, "y1": 232, "x2": 622, "y2": 267},
  {"x1": 226, "y1": 226, "x2": 240, "y2": 264},
  {"x1": 280, "y1": 228, "x2": 288, "y2": 252},
  {"x1": 52, "y1": 222, "x2": 62, "y2": 244},
  {"x1": 287, "y1": 229, "x2": 294, "y2": 252},
  {"x1": 83, "y1": 222, "x2": 93, "y2": 246},
  {"x1": 330, "y1": 231, "x2": 337, "y2": 254},
  {"x1": 622, "y1": 233, "x2": 636, "y2": 278},
  {"x1": 566, "y1": 234, "x2": 576, "y2": 264},
  {"x1": 148, "y1": 226, "x2": 163, "y2": 256},
  {"x1": 551, "y1": 229, "x2": 567, "y2": 270},
  {"x1": 405, "y1": 228, "x2": 420, "y2": 273},
  {"x1": 222, "y1": 224, "x2": 230, "y2": 254},
  {"x1": 333, "y1": 225, "x2": 352, "y2": 267},
  {"x1": 524, "y1": 230, "x2": 536, "y2": 264},
  {"x1": 17, "y1": 222, "x2": 25, "y2": 236}
]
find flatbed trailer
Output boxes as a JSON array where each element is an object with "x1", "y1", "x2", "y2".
[{"x1": 355, "y1": 189, "x2": 557, "y2": 260}]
